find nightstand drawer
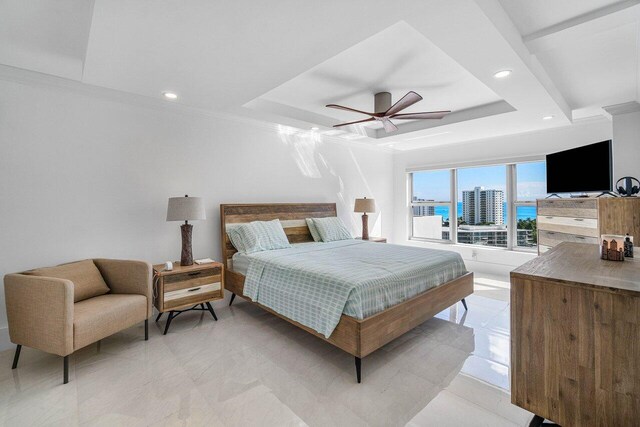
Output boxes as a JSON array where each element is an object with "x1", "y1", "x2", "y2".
[
  {"x1": 164, "y1": 282, "x2": 222, "y2": 310},
  {"x1": 164, "y1": 268, "x2": 217, "y2": 285},
  {"x1": 164, "y1": 273, "x2": 222, "y2": 292}
]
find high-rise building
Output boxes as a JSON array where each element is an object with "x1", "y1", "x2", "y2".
[
  {"x1": 462, "y1": 187, "x2": 504, "y2": 225},
  {"x1": 412, "y1": 197, "x2": 435, "y2": 216}
]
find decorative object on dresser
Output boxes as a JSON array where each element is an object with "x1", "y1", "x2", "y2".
[
  {"x1": 616, "y1": 176, "x2": 640, "y2": 197},
  {"x1": 353, "y1": 197, "x2": 376, "y2": 240},
  {"x1": 221, "y1": 203, "x2": 473, "y2": 383},
  {"x1": 600, "y1": 234, "x2": 628, "y2": 261},
  {"x1": 153, "y1": 261, "x2": 223, "y2": 334},
  {"x1": 624, "y1": 234, "x2": 634, "y2": 257},
  {"x1": 356, "y1": 236, "x2": 387, "y2": 243},
  {"x1": 511, "y1": 242, "x2": 640, "y2": 426},
  {"x1": 4, "y1": 259, "x2": 152, "y2": 384},
  {"x1": 536, "y1": 197, "x2": 640, "y2": 255},
  {"x1": 166, "y1": 195, "x2": 206, "y2": 266}
]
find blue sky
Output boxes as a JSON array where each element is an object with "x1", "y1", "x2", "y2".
[{"x1": 413, "y1": 162, "x2": 546, "y2": 202}]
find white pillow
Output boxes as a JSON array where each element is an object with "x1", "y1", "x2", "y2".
[
  {"x1": 313, "y1": 217, "x2": 353, "y2": 242},
  {"x1": 306, "y1": 218, "x2": 322, "y2": 242},
  {"x1": 227, "y1": 220, "x2": 291, "y2": 253}
]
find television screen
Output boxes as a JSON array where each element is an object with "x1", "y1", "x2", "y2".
[{"x1": 546, "y1": 140, "x2": 612, "y2": 194}]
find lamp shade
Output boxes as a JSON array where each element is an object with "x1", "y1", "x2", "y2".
[
  {"x1": 354, "y1": 198, "x2": 376, "y2": 213},
  {"x1": 166, "y1": 196, "x2": 206, "y2": 221}
]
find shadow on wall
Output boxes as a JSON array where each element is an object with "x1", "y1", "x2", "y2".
[{"x1": 277, "y1": 125, "x2": 381, "y2": 235}]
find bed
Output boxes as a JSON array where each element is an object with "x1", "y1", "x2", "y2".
[{"x1": 221, "y1": 203, "x2": 474, "y2": 382}]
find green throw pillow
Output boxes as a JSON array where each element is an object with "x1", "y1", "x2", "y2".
[{"x1": 313, "y1": 217, "x2": 353, "y2": 242}]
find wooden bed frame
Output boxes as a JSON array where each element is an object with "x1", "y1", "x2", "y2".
[{"x1": 220, "y1": 203, "x2": 474, "y2": 382}]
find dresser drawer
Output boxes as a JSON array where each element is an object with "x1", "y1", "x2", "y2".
[
  {"x1": 537, "y1": 215, "x2": 599, "y2": 237},
  {"x1": 537, "y1": 199, "x2": 597, "y2": 218},
  {"x1": 164, "y1": 282, "x2": 222, "y2": 310},
  {"x1": 538, "y1": 229, "x2": 598, "y2": 248},
  {"x1": 538, "y1": 244, "x2": 553, "y2": 254}
]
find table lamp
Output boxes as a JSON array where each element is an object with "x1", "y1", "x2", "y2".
[
  {"x1": 166, "y1": 195, "x2": 206, "y2": 266},
  {"x1": 354, "y1": 197, "x2": 376, "y2": 240}
]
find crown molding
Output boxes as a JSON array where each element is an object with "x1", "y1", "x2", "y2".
[
  {"x1": 0, "y1": 64, "x2": 392, "y2": 154},
  {"x1": 603, "y1": 101, "x2": 640, "y2": 116}
]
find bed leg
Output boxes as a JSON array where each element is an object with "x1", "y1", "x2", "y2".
[
  {"x1": 229, "y1": 293, "x2": 236, "y2": 306},
  {"x1": 461, "y1": 298, "x2": 468, "y2": 311},
  {"x1": 355, "y1": 357, "x2": 362, "y2": 383}
]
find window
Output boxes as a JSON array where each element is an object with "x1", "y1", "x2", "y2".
[
  {"x1": 457, "y1": 165, "x2": 507, "y2": 248},
  {"x1": 410, "y1": 169, "x2": 452, "y2": 241},
  {"x1": 514, "y1": 161, "x2": 547, "y2": 250},
  {"x1": 409, "y1": 160, "x2": 547, "y2": 251}
]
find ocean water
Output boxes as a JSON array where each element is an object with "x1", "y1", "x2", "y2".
[{"x1": 434, "y1": 203, "x2": 536, "y2": 222}]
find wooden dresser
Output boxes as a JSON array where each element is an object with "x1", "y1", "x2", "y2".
[
  {"x1": 537, "y1": 197, "x2": 640, "y2": 254},
  {"x1": 511, "y1": 243, "x2": 640, "y2": 426}
]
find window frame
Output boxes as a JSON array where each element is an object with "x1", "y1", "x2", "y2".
[{"x1": 407, "y1": 157, "x2": 545, "y2": 252}]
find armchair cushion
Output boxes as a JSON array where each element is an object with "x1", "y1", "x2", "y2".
[
  {"x1": 73, "y1": 294, "x2": 147, "y2": 351},
  {"x1": 27, "y1": 260, "x2": 110, "y2": 303}
]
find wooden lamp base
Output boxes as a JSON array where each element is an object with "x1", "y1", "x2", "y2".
[
  {"x1": 180, "y1": 223, "x2": 194, "y2": 266},
  {"x1": 361, "y1": 213, "x2": 369, "y2": 240}
]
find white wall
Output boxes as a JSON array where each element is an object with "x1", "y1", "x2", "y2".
[
  {"x1": 0, "y1": 77, "x2": 394, "y2": 350},
  {"x1": 391, "y1": 118, "x2": 614, "y2": 275},
  {"x1": 611, "y1": 110, "x2": 640, "y2": 180}
]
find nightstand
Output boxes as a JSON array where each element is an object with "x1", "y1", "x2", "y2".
[
  {"x1": 356, "y1": 237, "x2": 387, "y2": 243},
  {"x1": 153, "y1": 261, "x2": 224, "y2": 334}
]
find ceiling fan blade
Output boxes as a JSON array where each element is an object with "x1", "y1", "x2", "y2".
[
  {"x1": 381, "y1": 118, "x2": 398, "y2": 133},
  {"x1": 390, "y1": 111, "x2": 451, "y2": 120},
  {"x1": 384, "y1": 91, "x2": 423, "y2": 116},
  {"x1": 333, "y1": 117, "x2": 376, "y2": 127},
  {"x1": 326, "y1": 104, "x2": 375, "y2": 116}
]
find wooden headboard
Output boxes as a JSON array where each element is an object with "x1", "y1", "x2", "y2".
[{"x1": 220, "y1": 203, "x2": 337, "y2": 268}]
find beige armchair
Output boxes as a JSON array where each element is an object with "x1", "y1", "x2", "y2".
[{"x1": 4, "y1": 258, "x2": 152, "y2": 384}]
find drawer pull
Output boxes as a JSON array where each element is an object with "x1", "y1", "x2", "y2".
[
  {"x1": 576, "y1": 236, "x2": 585, "y2": 240},
  {"x1": 574, "y1": 218, "x2": 584, "y2": 222},
  {"x1": 547, "y1": 232, "x2": 555, "y2": 235},
  {"x1": 546, "y1": 216, "x2": 553, "y2": 219},
  {"x1": 188, "y1": 272, "x2": 201, "y2": 277},
  {"x1": 188, "y1": 287, "x2": 201, "y2": 292}
]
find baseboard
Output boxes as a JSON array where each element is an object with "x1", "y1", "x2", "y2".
[{"x1": 0, "y1": 326, "x2": 11, "y2": 352}]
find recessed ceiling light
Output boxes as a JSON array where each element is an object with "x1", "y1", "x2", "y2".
[
  {"x1": 162, "y1": 92, "x2": 178, "y2": 100},
  {"x1": 493, "y1": 70, "x2": 512, "y2": 79},
  {"x1": 311, "y1": 127, "x2": 319, "y2": 131},
  {"x1": 542, "y1": 115, "x2": 554, "y2": 120}
]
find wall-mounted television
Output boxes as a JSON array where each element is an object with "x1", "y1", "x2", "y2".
[{"x1": 546, "y1": 140, "x2": 613, "y2": 194}]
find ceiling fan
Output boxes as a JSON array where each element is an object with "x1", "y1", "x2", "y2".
[{"x1": 326, "y1": 91, "x2": 450, "y2": 133}]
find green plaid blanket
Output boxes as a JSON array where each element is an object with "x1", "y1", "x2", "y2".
[{"x1": 243, "y1": 240, "x2": 467, "y2": 338}]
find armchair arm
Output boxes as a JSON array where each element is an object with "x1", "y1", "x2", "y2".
[
  {"x1": 93, "y1": 259, "x2": 152, "y2": 317},
  {"x1": 4, "y1": 274, "x2": 74, "y2": 356}
]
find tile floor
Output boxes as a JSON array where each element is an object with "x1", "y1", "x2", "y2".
[{"x1": 0, "y1": 273, "x2": 533, "y2": 426}]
